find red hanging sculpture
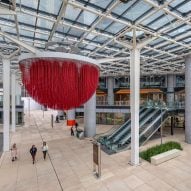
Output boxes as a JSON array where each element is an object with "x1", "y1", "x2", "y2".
[{"x1": 19, "y1": 55, "x2": 99, "y2": 110}]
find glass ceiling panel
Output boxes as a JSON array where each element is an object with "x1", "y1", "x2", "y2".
[
  {"x1": 177, "y1": 2, "x2": 191, "y2": 13},
  {"x1": 37, "y1": 18, "x2": 54, "y2": 29},
  {"x1": 1, "y1": 26, "x2": 16, "y2": 34},
  {"x1": 96, "y1": 18, "x2": 113, "y2": 30},
  {"x1": 0, "y1": 15, "x2": 14, "y2": 22},
  {"x1": 68, "y1": 28, "x2": 84, "y2": 37},
  {"x1": 148, "y1": 15, "x2": 175, "y2": 30},
  {"x1": 112, "y1": 0, "x2": 137, "y2": 15},
  {"x1": 88, "y1": 0, "x2": 113, "y2": 9},
  {"x1": 17, "y1": 0, "x2": 38, "y2": 9},
  {"x1": 167, "y1": 25, "x2": 191, "y2": 37},
  {"x1": 19, "y1": 29, "x2": 34, "y2": 38},
  {"x1": 65, "y1": 4, "x2": 81, "y2": 21},
  {"x1": 17, "y1": 13, "x2": 36, "y2": 25},
  {"x1": 85, "y1": 34, "x2": 96, "y2": 40},
  {"x1": 141, "y1": 10, "x2": 164, "y2": 26},
  {"x1": 106, "y1": 22, "x2": 126, "y2": 34},
  {"x1": 56, "y1": 25, "x2": 70, "y2": 33},
  {"x1": 35, "y1": 33, "x2": 49, "y2": 40},
  {"x1": 84, "y1": 44, "x2": 96, "y2": 50},
  {"x1": 93, "y1": 36, "x2": 109, "y2": 44},
  {"x1": 169, "y1": 0, "x2": 183, "y2": 7},
  {"x1": 183, "y1": 37, "x2": 191, "y2": 43},
  {"x1": 77, "y1": 11, "x2": 98, "y2": 26},
  {"x1": 39, "y1": 0, "x2": 62, "y2": 15},
  {"x1": 123, "y1": 1, "x2": 152, "y2": 21}
]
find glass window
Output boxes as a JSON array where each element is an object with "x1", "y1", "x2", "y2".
[
  {"x1": 177, "y1": 2, "x2": 191, "y2": 13},
  {"x1": 123, "y1": 1, "x2": 152, "y2": 21},
  {"x1": 37, "y1": 18, "x2": 54, "y2": 29},
  {"x1": 168, "y1": 25, "x2": 191, "y2": 37},
  {"x1": 19, "y1": 29, "x2": 34, "y2": 38},
  {"x1": 17, "y1": 13, "x2": 36, "y2": 25},
  {"x1": 89, "y1": 0, "x2": 113, "y2": 9},
  {"x1": 96, "y1": 18, "x2": 113, "y2": 30},
  {"x1": 77, "y1": 11, "x2": 97, "y2": 26},
  {"x1": 35, "y1": 33, "x2": 49, "y2": 40},
  {"x1": 39, "y1": 0, "x2": 62, "y2": 15},
  {"x1": 141, "y1": 11, "x2": 164, "y2": 26},
  {"x1": 106, "y1": 22, "x2": 126, "y2": 34},
  {"x1": 112, "y1": 0, "x2": 137, "y2": 15},
  {"x1": 65, "y1": 4, "x2": 81, "y2": 21},
  {"x1": 18, "y1": 0, "x2": 38, "y2": 9}
]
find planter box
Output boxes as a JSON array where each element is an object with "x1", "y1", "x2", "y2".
[{"x1": 151, "y1": 149, "x2": 181, "y2": 165}]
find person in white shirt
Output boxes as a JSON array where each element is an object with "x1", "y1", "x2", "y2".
[
  {"x1": 42, "y1": 141, "x2": 48, "y2": 160},
  {"x1": 11, "y1": 143, "x2": 18, "y2": 161}
]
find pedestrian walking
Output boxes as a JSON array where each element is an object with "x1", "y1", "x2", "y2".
[
  {"x1": 42, "y1": 142, "x2": 48, "y2": 160},
  {"x1": 71, "y1": 126, "x2": 74, "y2": 136},
  {"x1": 30, "y1": 145, "x2": 37, "y2": 164},
  {"x1": 75, "y1": 122, "x2": 78, "y2": 131},
  {"x1": 11, "y1": 143, "x2": 18, "y2": 162}
]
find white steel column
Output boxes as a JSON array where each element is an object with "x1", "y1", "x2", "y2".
[
  {"x1": 3, "y1": 59, "x2": 10, "y2": 151},
  {"x1": 67, "y1": 109, "x2": 75, "y2": 125},
  {"x1": 185, "y1": 55, "x2": 191, "y2": 143},
  {"x1": 84, "y1": 92, "x2": 96, "y2": 137},
  {"x1": 107, "y1": 76, "x2": 114, "y2": 105},
  {"x1": 167, "y1": 74, "x2": 175, "y2": 107},
  {"x1": 130, "y1": 48, "x2": 140, "y2": 165},
  {"x1": 57, "y1": 110, "x2": 64, "y2": 117},
  {"x1": 11, "y1": 72, "x2": 16, "y2": 132}
]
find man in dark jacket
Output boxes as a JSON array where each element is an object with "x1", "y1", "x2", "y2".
[{"x1": 30, "y1": 145, "x2": 37, "y2": 164}]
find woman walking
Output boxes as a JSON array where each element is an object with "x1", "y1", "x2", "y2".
[
  {"x1": 42, "y1": 142, "x2": 48, "y2": 160},
  {"x1": 11, "y1": 143, "x2": 18, "y2": 162},
  {"x1": 30, "y1": 145, "x2": 37, "y2": 164}
]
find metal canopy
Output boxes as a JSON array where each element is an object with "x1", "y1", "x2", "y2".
[{"x1": 0, "y1": 0, "x2": 191, "y2": 76}]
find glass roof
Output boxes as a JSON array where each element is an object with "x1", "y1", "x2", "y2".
[{"x1": 0, "y1": 0, "x2": 191, "y2": 76}]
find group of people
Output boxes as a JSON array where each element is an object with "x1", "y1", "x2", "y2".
[{"x1": 11, "y1": 141, "x2": 49, "y2": 164}]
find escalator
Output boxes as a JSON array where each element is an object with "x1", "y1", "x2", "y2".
[
  {"x1": 97, "y1": 108, "x2": 169, "y2": 154},
  {"x1": 97, "y1": 107, "x2": 149, "y2": 145}
]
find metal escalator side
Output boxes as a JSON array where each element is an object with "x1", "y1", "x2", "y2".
[
  {"x1": 112, "y1": 108, "x2": 156, "y2": 143},
  {"x1": 139, "y1": 110, "x2": 168, "y2": 146},
  {"x1": 102, "y1": 107, "x2": 146, "y2": 142},
  {"x1": 107, "y1": 108, "x2": 153, "y2": 147},
  {"x1": 117, "y1": 109, "x2": 160, "y2": 146}
]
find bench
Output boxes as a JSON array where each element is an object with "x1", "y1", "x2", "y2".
[{"x1": 151, "y1": 149, "x2": 181, "y2": 165}]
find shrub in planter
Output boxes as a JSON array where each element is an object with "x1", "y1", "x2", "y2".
[{"x1": 140, "y1": 141, "x2": 183, "y2": 162}]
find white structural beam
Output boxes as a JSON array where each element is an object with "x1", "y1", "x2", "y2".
[
  {"x1": 3, "y1": 59, "x2": 10, "y2": 151},
  {"x1": 45, "y1": 0, "x2": 68, "y2": 49},
  {"x1": 0, "y1": 8, "x2": 16, "y2": 15},
  {"x1": 75, "y1": 1, "x2": 120, "y2": 47},
  {"x1": 97, "y1": 57, "x2": 128, "y2": 64},
  {"x1": 11, "y1": 71, "x2": 16, "y2": 132},
  {"x1": 0, "y1": 31, "x2": 38, "y2": 54}
]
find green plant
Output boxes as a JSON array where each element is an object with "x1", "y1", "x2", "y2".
[{"x1": 140, "y1": 141, "x2": 183, "y2": 162}]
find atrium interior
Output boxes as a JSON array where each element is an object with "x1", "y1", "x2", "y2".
[{"x1": 0, "y1": 0, "x2": 191, "y2": 191}]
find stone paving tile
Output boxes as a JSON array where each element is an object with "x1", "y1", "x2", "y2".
[{"x1": 0, "y1": 110, "x2": 191, "y2": 191}]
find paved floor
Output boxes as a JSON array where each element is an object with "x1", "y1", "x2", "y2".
[{"x1": 0, "y1": 110, "x2": 191, "y2": 191}]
